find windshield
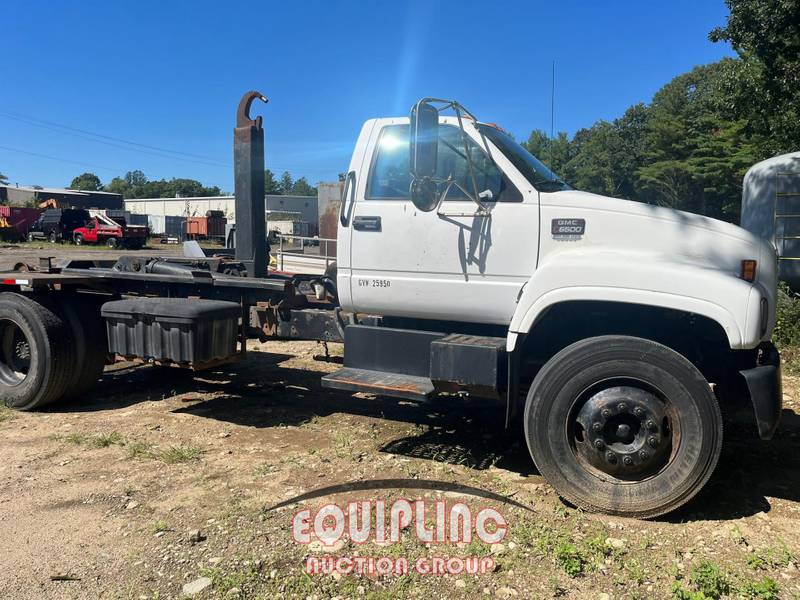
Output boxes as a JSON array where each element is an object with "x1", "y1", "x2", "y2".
[{"x1": 477, "y1": 124, "x2": 571, "y2": 192}]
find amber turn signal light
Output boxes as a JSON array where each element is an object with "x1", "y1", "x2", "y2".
[{"x1": 741, "y1": 260, "x2": 757, "y2": 282}]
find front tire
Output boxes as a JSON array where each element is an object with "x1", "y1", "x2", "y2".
[
  {"x1": 524, "y1": 335, "x2": 722, "y2": 518},
  {"x1": 48, "y1": 232, "x2": 57, "y2": 244},
  {"x1": 74, "y1": 234, "x2": 84, "y2": 246}
]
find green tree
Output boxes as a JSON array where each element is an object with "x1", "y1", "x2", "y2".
[
  {"x1": 710, "y1": 0, "x2": 800, "y2": 153},
  {"x1": 279, "y1": 171, "x2": 294, "y2": 195},
  {"x1": 291, "y1": 176, "x2": 316, "y2": 196},
  {"x1": 0, "y1": 172, "x2": 8, "y2": 185},
  {"x1": 265, "y1": 169, "x2": 281, "y2": 194},
  {"x1": 70, "y1": 172, "x2": 103, "y2": 191}
]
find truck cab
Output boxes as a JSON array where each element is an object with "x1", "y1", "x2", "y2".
[{"x1": 327, "y1": 99, "x2": 782, "y2": 517}]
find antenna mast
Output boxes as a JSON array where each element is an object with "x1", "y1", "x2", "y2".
[{"x1": 549, "y1": 60, "x2": 555, "y2": 171}]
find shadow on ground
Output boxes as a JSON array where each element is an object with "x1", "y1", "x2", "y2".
[{"x1": 46, "y1": 349, "x2": 800, "y2": 522}]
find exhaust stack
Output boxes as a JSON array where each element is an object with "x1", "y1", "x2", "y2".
[{"x1": 233, "y1": 91, "x2": 268, "y2": 277}]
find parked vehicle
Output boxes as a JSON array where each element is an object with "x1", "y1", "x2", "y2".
[
  {"x1": 0, "y1": 92, "x2": 782, "y2": 519},
  {"x1": 72, "y1": 211, "x2": 148, "y2": 249},
  {"x1": 26, "y1": 208, "x2": 91, "y2": 243},
  {"x1": 0, "y1": 206, "x2": 40, "y2": 241}
]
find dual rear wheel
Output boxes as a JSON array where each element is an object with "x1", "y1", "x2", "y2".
[{"x1": 0, "y1": 292, "x2": 108, "y2": 410}]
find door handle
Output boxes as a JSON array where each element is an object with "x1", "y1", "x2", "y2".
[{"x1": 352, "y1": 216, "x2": 382, "y2": 231}]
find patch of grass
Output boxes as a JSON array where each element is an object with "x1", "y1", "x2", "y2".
[
  {"x1": 64, "y1": 432, "x2": 89, "y2": 445},
  {"x1": 0, "y1": 404, "x2": 16, "y2": 422},
  {"x1": 689, "y1": 560, "x2": 730, "y2": 600},
  {"x1": 91, "y1": 431, "x2": 124, "y2": 448},
  {"x1": 747, "y1": 544, "x2": 794, "y2": 570},
  {"x1": 126, "y1": 441, "x2": 155, "y2": 459},
  {"x1": 159, "y1": 445, "x2": 201, "y2": 464},
  {"x1": 739, "y1": 576, "x2": 780, "y2": 600},
  {"x1": 200, "y1": 562, "x2": 269, "y2": 597},
  {"x1": 554, "y1": 541, "x2": 586, "y2": 578},
  {"x1": 152, "y1": 520, "x2": 168, "y2": 534},
  {"x1": 625, "y1": 558, "x2": 648, "y2": 585}
]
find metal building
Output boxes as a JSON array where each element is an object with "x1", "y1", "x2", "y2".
[
  {"x1": 124, "y1": 194, "x2": 319, "y2": 233},
  {"x1": 740, "y1": 152, "x2": 800, "y2": 288}
]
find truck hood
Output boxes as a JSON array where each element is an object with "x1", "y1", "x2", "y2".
[{"x1": 538, "y1": 190, "x2": 778, "y2": 295}]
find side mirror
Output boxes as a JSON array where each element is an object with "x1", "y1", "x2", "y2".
[{"x1": 409, "y1": 100, "x2": 439, "y2": 212}]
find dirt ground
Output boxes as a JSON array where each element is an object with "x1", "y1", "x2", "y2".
[{"x1": 0, "y1": 246, "x2": 799, "y2": 599}]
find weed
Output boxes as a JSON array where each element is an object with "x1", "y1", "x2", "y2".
[
  {"x1": 152, "y1": 520, "x2": 168, "y2": 534},
  {"x1": 160, "y1": 445, "x2": 201, "y2": 464},
  {"x1": 739, "y1": 576, "x2": 780, "y2": 600},
  {"x1": 65, "y1": 433, "x2": 89, "y2": 445},
  {"x1": 747, "y1": 544, "x2": 794, "y2": 570},
  {"x1": 625, "y1": 558, "x2": 647, "y2": 585},
  {"x1": 126, "y1": 441, "x2": 155, "y2": 459},
  {"x1": 554, "y1": 541, "x2": 586, "y2": 577},
  {"x1": 92, "y1": 432, "x2": 124, "y2": 448},
  {"x1": 0, "y1": 404, "x2": 16, "y2": 422},
  {"x1": 689, "y1": 560, "x2": 729, "y2": 600}
]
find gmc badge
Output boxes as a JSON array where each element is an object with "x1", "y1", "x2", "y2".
[{"x1": 551, "y1": 218, "x2": 586, "y2": 237}]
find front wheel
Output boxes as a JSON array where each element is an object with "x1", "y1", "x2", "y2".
[
  {"x1": 524, "y1": 335, "x2": 722, "y2": 519},
  {"x1": 48, "y1": 232, "x2": 57, "y2": 244},
  {"x1": 74, "y1": 234, "x2": 84, "y2": 246}
]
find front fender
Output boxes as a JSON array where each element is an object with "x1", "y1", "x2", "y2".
[{"x1": 507, "y1": 251, "x2": 765, "y2": 352}]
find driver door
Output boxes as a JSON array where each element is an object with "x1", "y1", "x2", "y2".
[{"x1": 347, "y1": 121, "x2": 539, "y2": 325}]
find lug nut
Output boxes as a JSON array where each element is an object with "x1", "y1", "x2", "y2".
[
  {"x1": 639, "y1": 450, "x2": 649, "y2": 460},
  {"x1": 646, "y1": 420, "x2": 657, "y2": 431},
  {"x1": 592, "y1": 422, "x2": 602, "y2": 432},
  {"x1": 601, "y1": 409, "x2": 611, "y2": 419},
  {"x1": 594, "y1": 439, "x2": 605, "y2": 449},
  {"x1": 648, "y1": 436, "x2": 658, "y2": 448},
  {"x1": 622, "y1": 456, "x2": 633, "y2": 466},
  {"x1": 606, "y1": 451, "x2": 616, "y2": 463},
  {"x1": 633, "y1": 407, "x2": 644, "y2": 417},
  {"x1": 617, "y1": 402, "x2": 628, "y2": 412}
]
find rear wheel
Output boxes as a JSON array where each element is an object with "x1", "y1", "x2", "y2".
[
  {"x1": 26, "y1": 232, "x2": 35, "y2": 243},
  {"x1": 0, "y1": 293, "x2": 74, "y2": 410},
  {"x1": 60, "y1": 296, "x2": 108, "y2": 399},
  {"x1": 524, "y1": 335, "x2": 722, "y2": 518},
  {"x1": 106, "y1": 237, "x2": 118, "y2": 249}
]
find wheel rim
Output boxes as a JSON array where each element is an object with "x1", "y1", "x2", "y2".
[
  {"x1": 569, "y1": 380, "x2": 676, "y2": 482},
  {"x1": 0, "y1": 319, "x2": 31, "y2": 387}
]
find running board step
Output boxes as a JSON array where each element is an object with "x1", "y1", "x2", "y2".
[{"x1": 321, "y1": 367, "x2": 435, "y2": 401}]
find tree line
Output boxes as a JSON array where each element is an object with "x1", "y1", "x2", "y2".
[
  {"x1": 66, "y1": 169, "x2": 318, "y2": 199},
  {"x1": 524, "y1": 0, "x2": 798, "y2": 223}
]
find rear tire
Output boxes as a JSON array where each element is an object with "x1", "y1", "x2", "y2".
[
  {"x1": 0, "y1": 293, "x2": 74, "y2": 410},
  {"x1": 60, "y1": 296, "x2": 108, "y2": 399},
  {"x1": 524, "y1": 335, "x2": 722, "y2": 518},
  {"x1": 27, "y1": 232, "x2": 35, "y2": 243},
  {"x1": 106, "y1": 237, "x2": 118, "y2": 249}
]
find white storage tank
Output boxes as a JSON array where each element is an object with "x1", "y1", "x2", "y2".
[{"x1": 741, "y1": 152, "x2": 800, "y2": 288}]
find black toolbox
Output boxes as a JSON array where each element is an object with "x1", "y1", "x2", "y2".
[{"x1": 102, "y1": 298, "x2": 241, "y2": 366}]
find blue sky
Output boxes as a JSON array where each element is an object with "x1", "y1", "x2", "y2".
[{"x1": 2, "y1": 0, "x2": 735, "y2": 192}]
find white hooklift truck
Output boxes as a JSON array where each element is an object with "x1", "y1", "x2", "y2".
[{"x1": 0, "y1": 93, "x2": 782, "y2": 519}]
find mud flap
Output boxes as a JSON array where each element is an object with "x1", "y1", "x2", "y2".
[{"x1": 740, "y1": 343, "x2": 782, "y2": 440}]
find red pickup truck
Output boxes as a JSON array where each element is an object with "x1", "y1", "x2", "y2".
[{"x1": 72, "y1": 214, "x2": 148, "y2": 249}]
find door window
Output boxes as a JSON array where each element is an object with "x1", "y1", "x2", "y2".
[{"x1": 367, "y1": 125, "x2": 520, "y2": 202}]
